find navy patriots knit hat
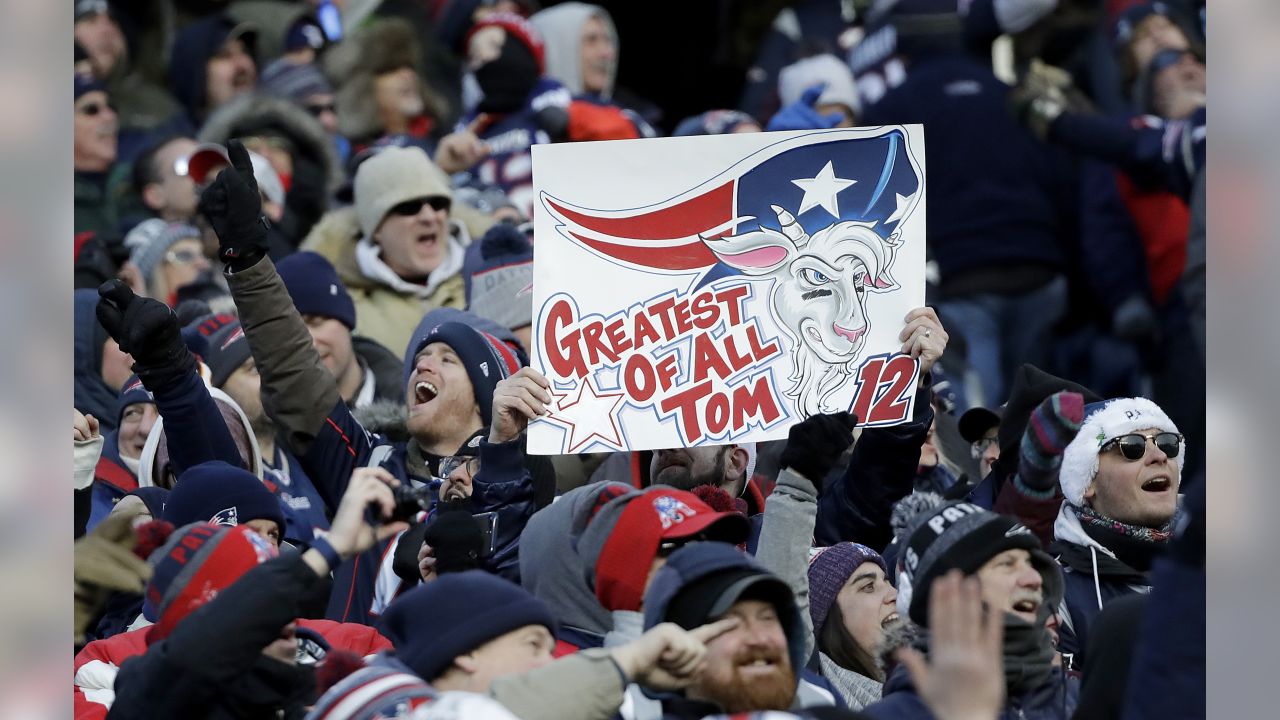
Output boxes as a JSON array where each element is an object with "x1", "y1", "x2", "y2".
[
  {"x1": 164, "y1": 460, "x2": 285, "y2": 536},
  {"x1": 378, "y1": 570, "x2": 558, "y2": 683},
  {"x1": 145, "y1": 522, "x2": 278, "y2": 640},
  {"x1": 807, "y1": 543, "x2": 887, "y2": 634},
  {"x1": 406, "y1": 321, "x2": 523, "y2": 425},
  {"x1": 462, "y1": 224, "x2": 534, "y2": 332},
  {"x1": 307, "y1": 660, "x2": 437, "y2": 720},
  {"x1": 115, "y1": 374, "x2": 154, "y2": 427},
  {"x1": 895, "y1": 502, "x2": 1062, "y2": 626},
  {"x1": 277, "y1": 251, "x2": 357, "y2": 330},
  {"x1": 202, "y1": 321, "x2": 252, "y2": 389}
]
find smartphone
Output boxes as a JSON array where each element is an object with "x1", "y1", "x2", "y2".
[{"x1": 474, "y1": 511, "x2": 498, "y2": 559}]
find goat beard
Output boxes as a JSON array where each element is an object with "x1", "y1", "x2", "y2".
[{"x1": 694, "y1": 649, "x2": 797, "y2": 713}]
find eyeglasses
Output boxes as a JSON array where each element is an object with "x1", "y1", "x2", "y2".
[
  {"x1": 305, "y1": 102, "x2": 336, "y2": 117},
  {"x1": 388, "y1": 196, "x2": 451, "y2": 217},
  {"x1": 165, "y1": 248, "x2": 205, "y2": 265},
  {"x1": 439, "y1": 455, "x2": 480, "y2": 479},
  {"x1": 1101, "y1": 432, "x2": 1183, "y2": 461},
  {"x1": 77, "y1": 100, "x2": 115, "y2": 117},
  {"x1": 970, "y1": 436, "x2": 999, "y2": 460}
]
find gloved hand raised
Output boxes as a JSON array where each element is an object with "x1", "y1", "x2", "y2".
[
  {"x1": 197, "y1": 139, "x2": 270, "y2": 272},
  {"x1": 779, "y1": 411, "x2": 859, "y2": 489},
  {"x1": 766, "y1": 84, "x2": 845, "y2": 132},
  {"x1": 96, "y1": 279, "x2": 195, "y2": 384}
]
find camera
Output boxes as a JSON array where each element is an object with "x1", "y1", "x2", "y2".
[{"x1": 386, "y1": 483, "x2": 435, "y2": 523}]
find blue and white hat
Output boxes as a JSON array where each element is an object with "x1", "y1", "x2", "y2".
[{"x1": 1059, "y1": 397, "x2": 1182, "y2": 506}]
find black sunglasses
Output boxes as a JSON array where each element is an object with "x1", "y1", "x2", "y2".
[
  {"x1": 388, "y1": 196, "x2": 451, "y2": 216},
  {"x1": 305, "y1": 102, "x2": 336, "y2": 116},
  {"x1": 1101, "y1": 432, "x2": 1183, "y2": 461},
  {"x1": 77, "y1": 100, "x2": 115, "y2": 117}
]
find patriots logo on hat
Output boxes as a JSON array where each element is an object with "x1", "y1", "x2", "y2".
[
  {"x1": 220, "y1": 327, "x2": 246, "y2": 350},
  {"x1": 210, "y1": 506, "x2": 239, "y2": 526},
  {"x1": 653, "y1": 495, "x2": 697, "y2": 530}
]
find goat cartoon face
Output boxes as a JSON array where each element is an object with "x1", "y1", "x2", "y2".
[{"x1": 704, "y1": 205, "x2": 901, "y2": 415}]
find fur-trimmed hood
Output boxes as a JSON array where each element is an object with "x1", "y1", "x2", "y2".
[
  {"x1": 321, "y1": 17, "x2": 450, "y2": 142},
  {"x1": 197, "y1": 92, "x2": 343, "y2": 195},
  {"x1": 351, "y1": 399, "x2": 410, "y2": 444}
]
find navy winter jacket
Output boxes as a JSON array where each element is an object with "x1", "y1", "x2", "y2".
[
  {"x1": 815, "y1": 380, "x2": 934, "y2": 552},
  {"x1": 866, "y1": 662, "x2": 1077, "y2": 720}
]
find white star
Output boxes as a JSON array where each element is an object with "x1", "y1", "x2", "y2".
[
  {"x1": 885, "y1": 192, "x2": 913, "y2": 225},
  {"x1": 791, "y1": 161, "x2": 857, "y2": 218},
  {"x1": 543, "y1": 378, "x2": 626, "y2": 453}
]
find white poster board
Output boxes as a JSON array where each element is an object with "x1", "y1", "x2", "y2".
[{"x1": 528, "y1": 126, "x2": 926, "y2": 454}]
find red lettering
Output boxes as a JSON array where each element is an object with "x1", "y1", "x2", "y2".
[
  {"x1": 850, "y1": 357, "x2": 886, "y2": 424},
  {"x1": 865, "y1": 355, "x2": 918, "y2": 424},
  {"x1": 655, "y1": 355, "x2": 679, "y2": 391},
  {"x1": 648, "y1": 298, "x2": 678, "y2": 340},
  {"x1": 732, "y1": 376, "x2": 783, "y2": 430},
  {"x1": 623, "y1": 354, "x2": 657, "y2": 402},
  {"x1": 672, "y1": 299, "x2": 694, "y2": 336},
  {"x1": 721, "y1": 334, "x2": 753, "y2": 374},
  {"x1": 706, "y1": 392, "x2": 730, "y2": 435},
  {"x1": 604, "y1": 318, "x2": 632, "y2": 355},
  {"x1": 545, "y1": 300, "x2": 587, "y2": 378},
  {"x1": 632, "y1": 311, "x2": 661, "y2": 348},
  {"x1": 745, "y1": 325, "x2": 780, "y2": 361},
  {"x1": 690, "y1": 292, "x2": 719, "y2": 330},
  {"x1": 659, "y1": 381, "x2": 713, "y2": 443},
  {"x1": 582, "y1": 321, "x2": 620, "y2": 365},
  {"x1": 716, "y1": 286, "x2": 750, "y2": 326},
  {"x1": 692, "y1": 333, "x2": 732, "y2": 383},
  {"x1": 182, "y1": 534, "x2": 204, "y2": 550}
]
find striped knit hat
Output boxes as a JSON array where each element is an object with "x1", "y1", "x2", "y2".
[
  {"x1": 305, "y1": 661, "x2": 436, "y2": 720},
  {"x1": 144, "y1": 522, "x2": 278, "y2": 641},
  {"x1": 126, "y1": 221, "x2": 202, "y2": 287}
]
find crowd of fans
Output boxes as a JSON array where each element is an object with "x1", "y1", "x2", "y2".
[{"x1": 71, "y1": 1, "x2": 1205, "y2": 718}]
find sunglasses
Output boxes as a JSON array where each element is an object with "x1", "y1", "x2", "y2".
[
  {"x1": 77, "y1": 100, "x2": 115, "y2": 117},
  {"x1": 305, "y1": 102, "x2": 336, "y2": 117},
  {"x1": 165, "y1": 248, "x2": 205, "y2": 265},
  {"x1": 1101, "y1": 432, "x2": 1183, "y2": 461},
  {"x1": 439, "y1": 455, "x2": 480, "y2": 479},
  {"x1": 388, "y1": 196, "x2": 451, "y2": 216}
]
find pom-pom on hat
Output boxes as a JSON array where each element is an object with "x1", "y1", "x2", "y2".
[{"x1": 1059, "y1": 397, "x2": 1182, "y2": 507}]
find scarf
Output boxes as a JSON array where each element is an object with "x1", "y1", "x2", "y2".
[
  {"x1": 908, "y1": 613, "x2": 1056, "y2": 699},
  {"x1": 1074, "y1": 504, "x2": 1171, "y2": 573},
  {"x1": 819, "y1": 652, "x2": 883, "y2": 710}
]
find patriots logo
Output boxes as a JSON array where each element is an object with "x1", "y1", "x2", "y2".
[
  {"x1": 220, "y1": 327, "x2": 246, "y2": 350},
  {"x1": 210, "y1": 506, "x2": 239, "y2": 526},
  {"x1": 653, "y1": 495, "x2": 697, "y2": 530}
]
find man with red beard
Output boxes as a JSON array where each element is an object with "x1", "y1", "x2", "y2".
[{"x1": 642, "y1": 542, "x2": 834, "y2": 716}]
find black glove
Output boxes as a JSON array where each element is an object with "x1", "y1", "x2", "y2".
[
  {"x1": 779, "y1": 412, "x2": 858, "y2": 489},
  {"x1": 197, "y1": 139, "x2": 270, "y2": 272},
  {"x1": 96, "y1": 280, "x2": 195, "y2": 386},
  {"x1": 422, "y1": 509, "x2": 485, "y2": 575}
]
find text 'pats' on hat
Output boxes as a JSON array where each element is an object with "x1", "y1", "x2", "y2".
[{"x1": 145, "y1": 522, "x2": 278, "y2": 641}]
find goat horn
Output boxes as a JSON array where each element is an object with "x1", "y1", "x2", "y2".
[{"x1": 771, "y1": 205, "x2": 809, "y2": 247}]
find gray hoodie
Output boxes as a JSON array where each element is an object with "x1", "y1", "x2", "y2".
[{"x1": 530, "y1": 2, "x2": 618, "y2": 98}]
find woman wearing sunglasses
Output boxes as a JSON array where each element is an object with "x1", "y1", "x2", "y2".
[
  {"x1": 1010, "y1": 392, "x2": 1184, "y2": 674},
  {"x1": 121, "y1": 219, "x2": 213, "y2": 307}
]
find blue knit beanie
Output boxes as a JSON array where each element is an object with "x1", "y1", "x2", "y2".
[
  {"x1": 404, "y1": 320, "x2": 523, "y2": 425},
  {"x1": 115, "y1": 374, "x2": 154, "y2": 427},
  {"x1": 164, "y1": 460, "x2": 285, "y2": 535},
  {"x1": 806, "y1": 543, "x2": 888, "y2": 634},
  {"x1": 462, "y1": 224, "x2": 534, "y2": 331},
  {"x1": 203, "y1": 321, "x2": 253, "y2": 389},
  {"x1": 276, "y1": 251, "x2": 357, "y2": 330},
  {"x1": 378, "y1": 571, "x2": 558, "y2": 683}
]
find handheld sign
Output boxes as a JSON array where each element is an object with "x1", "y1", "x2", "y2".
[{"x1": 529, "y1": 126, "x2": 926, "y2": 454}]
